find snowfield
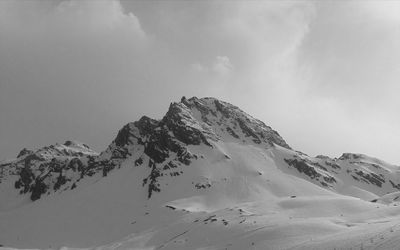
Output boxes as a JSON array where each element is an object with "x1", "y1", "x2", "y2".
[{"x1": 1, "y1": 97, "x2": 400, "y2": 250}]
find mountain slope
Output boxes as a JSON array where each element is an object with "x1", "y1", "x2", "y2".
[{"x1": 1, "y1": 96, "x2": 400, "y2": 249}]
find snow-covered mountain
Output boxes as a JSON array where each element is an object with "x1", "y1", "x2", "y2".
[
  {"x1": 0, "y1": 140, "x2": 98, "y2": 207},
  {"x1": 1, "y1": 96, "x2": 400, "y2": 250}
]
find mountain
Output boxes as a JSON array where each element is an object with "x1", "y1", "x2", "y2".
[{"x1": 1, "y1": 96, "x2": 400, "y2": 250}]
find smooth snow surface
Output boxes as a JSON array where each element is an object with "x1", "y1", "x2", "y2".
[
  {"x1": 1, "y1": 97, "x2": 400, "y2": 250},
  {"x1": 1, "y1": 142, "x2": 400, "y2": 250}
]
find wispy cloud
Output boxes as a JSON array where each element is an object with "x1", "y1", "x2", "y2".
[{"x1": 0, "y1": 0, "x2": 399, "y2": 163}]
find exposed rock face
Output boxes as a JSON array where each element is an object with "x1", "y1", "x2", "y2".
[
  {"x1": 179, "y1": 97, "x2": 291, "y2": 149},
  {"x1": 284, "y1": 152, "x2": 400, "y2": 195},
  {"x1": 284, "y1": 157, "x2": 337, "y2": 188},
  {"x1": 17, "y1": 148, "x2": 34, "y2": 158},
  {"x1": 162, "y1": 102, "x2": 213, "y2": 146}
]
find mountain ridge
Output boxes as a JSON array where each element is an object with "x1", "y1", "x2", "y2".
[
  {"x1": 1, "y1": 96, "x2": 400, "y2": 249},
  {"x1": 1, "y1": 96, "x2": 399, "y2": 203}
]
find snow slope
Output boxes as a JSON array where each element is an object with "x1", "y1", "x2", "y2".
[{"x1": 1, "y1": 96, "x2": 400, "y2": 250}]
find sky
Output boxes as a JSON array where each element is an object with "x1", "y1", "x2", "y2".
[{"x1": 0, "y1": 0, "x2": 399, "y2": 164}]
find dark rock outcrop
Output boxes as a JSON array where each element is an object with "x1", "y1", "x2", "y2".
[{"x1": 17, "y1": 148, "x2": 34, "y2": 158}]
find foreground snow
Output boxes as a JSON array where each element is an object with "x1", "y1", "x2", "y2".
[
  {"x1": 2, "y1": 143, "x2": 400, "y2": 250},
  {"x1": 1, "y1": 97, "x2": 400, "y2": 250}
]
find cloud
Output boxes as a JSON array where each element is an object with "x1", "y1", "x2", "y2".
[
  {"x1": 191, "y1": 56, "x2": 233, "y2": 77},
  {"x1": 361, "y1": 1, "x2": 400, "y2": 23},
  {"x1": 278, "y1": 1, "x2": 400, "y2": 163},
  {"x1": 212, "y1": 56, "x2": 233, "y2": 76},
  {"x1": 0, "y1": 0, "x2": 318, "y2": 159},
  {"x1": 1, "y1": 1, "x2": 399, "y2": 164},
  {"x1": 297, "y1": 1, "x2": 400, "y2": 113},
  {"x1": 0, "y1": 0, "x2": 147, "y2": 80},
  {"x1": 0, "y1": 0, "x2": 146, "y2": 45},
  {"x1": 0, "y1": 0, "x2": 148, "y2": 157}
]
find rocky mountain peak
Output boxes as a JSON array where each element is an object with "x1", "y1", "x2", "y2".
[
  {"x1": 63, "y1": 140, "x2": 91, "y2": 150},
  {"x1": 162, "y1": 100, "x2": 215, "y2": 146},
  {"x1": 2, "y1": 96, "x2": 291, "y2": 202},
  {"x1": 108, "y1": 96, "x2": 291, "y2": 160},
  {"x1": 176, "y1": 96, "x2": 291, "y2": 149},
  {"x1": 339, "y1": 153, "x2": 364, "y2": 161},
  {"x1": 99, "y1": 96, "x2": 291, "y2": 198}
]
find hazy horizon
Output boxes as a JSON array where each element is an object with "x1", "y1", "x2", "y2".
[{"x1": 1, "y1": 0, "x2": 400, "y2": 164}]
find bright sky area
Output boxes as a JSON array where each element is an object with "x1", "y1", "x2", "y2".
[{"x1": 0, "y1": 0, "x2": 399, "y2": 164}]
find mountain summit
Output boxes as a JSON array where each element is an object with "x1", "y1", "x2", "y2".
[
  {"x1": 101, "y1": 96, "x2": 291, "y2": 198},
  {"x1": 1, "y1": 96, "x2": 400, "y2": 249},
  {"x1": 0, "y1": 96, "x2": 290, "y2": 202},
  {"x1": 106, "y1": 96, "x2": 291, "y2": 160}
]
